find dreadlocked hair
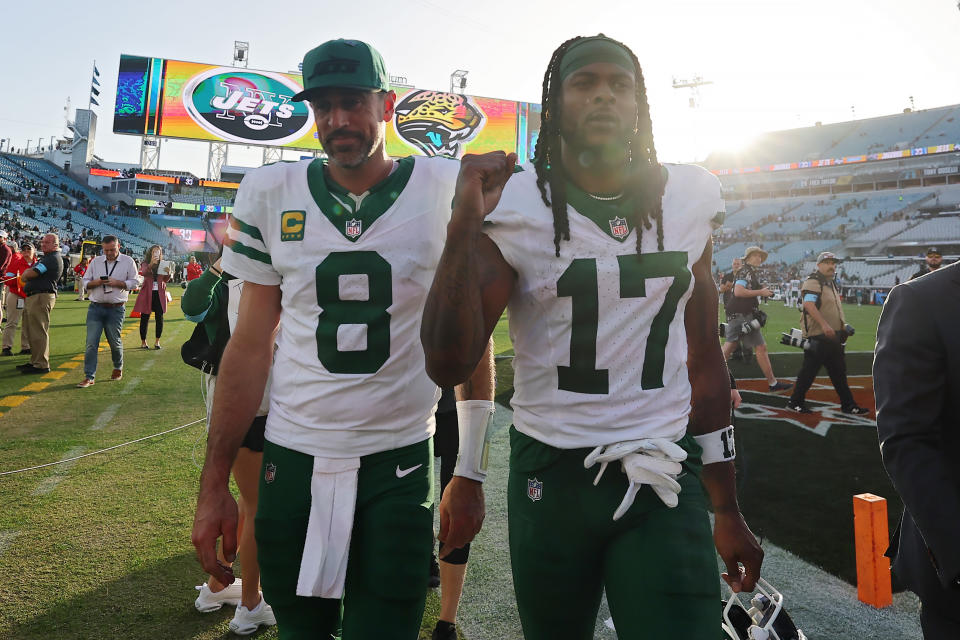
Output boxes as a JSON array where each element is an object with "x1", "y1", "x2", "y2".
[{"x1": 533, "y1": 34, "x2": 665, "y2": 258}]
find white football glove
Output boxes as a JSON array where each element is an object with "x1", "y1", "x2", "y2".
[{"x1": 584, "y1": 438, "x2": 688, "y2": 519}]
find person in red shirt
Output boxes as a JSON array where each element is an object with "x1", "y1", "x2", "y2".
[
  {"x1": 74, "y1": 255, "x2": 90, "y2": 300},
  {"x1": 0, "y1": 231, "x2": 12, "y2": 325},
  {"x1": 2, "y1": 242, "x2": 36, "y2": 356},
  {"x1": 186, "y1": 256, "x2": 203, "y2": 282}
]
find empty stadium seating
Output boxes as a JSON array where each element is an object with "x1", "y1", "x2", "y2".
[
  {"x1": 706, "y1": 104, "x2": 960, "y2": 169},
  {"x1": 886, "y1": 217, "x2": 960, "y2": 243}
]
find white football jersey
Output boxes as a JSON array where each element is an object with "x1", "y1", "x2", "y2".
[
  {"x1": 483, "y1": 163, "x2": 724, "y2": 448},
  {"x1": 222, "y1": 156, "x2": 459, "y2": 458}
]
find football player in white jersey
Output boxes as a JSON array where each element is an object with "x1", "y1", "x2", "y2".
[
  {"x1": 191, "y1": 39, "x2": 493, "y2": 639},
  {"x1": 423, "y1": 35, "x2": 763, "y2": 638}
]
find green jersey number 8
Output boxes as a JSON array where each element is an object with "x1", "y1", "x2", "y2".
[
  {"x1": 315, "y1": 251, "x2": 392, "y2": 374},
  {"x1": 557, "y1": 251, "x2": 690, "y2": 394}
]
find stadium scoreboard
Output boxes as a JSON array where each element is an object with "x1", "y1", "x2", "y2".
[{"x1": 113, "y1": 54, "x2": 542, "y2": 161}]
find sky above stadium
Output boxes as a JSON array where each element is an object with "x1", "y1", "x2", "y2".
[{"x1": 2, "y1": 0, "x2": 959, "y2": 177}]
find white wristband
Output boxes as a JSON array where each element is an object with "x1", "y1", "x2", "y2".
[
  {"x1": 693, "y1": 426, "x2": 736, "y2": 465},
  {"x1": 453, "y1": 400, "x2": 495, "y2": 482}
]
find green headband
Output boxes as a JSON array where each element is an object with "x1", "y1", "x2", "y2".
[{"x1": 558, "y1": 37, "x2": 635, "y2": 81}]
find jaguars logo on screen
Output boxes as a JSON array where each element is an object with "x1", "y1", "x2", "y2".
[
  {"x1": 182, "y1": 68, "x2": 315, "y2": 145},
  {"x1": 394, "y1": 90, "x2": 486, "y2": 158}
]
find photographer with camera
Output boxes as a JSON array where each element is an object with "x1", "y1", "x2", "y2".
[
  {"x1": 719, "y1": 257, "x2": 742, "y2": 315},
  {"x1": 786, "y1": 252, "x2": 869, "y2": 415},
  {"x1": 721, "y1": 246, "x2": 792, "y2": 392}
]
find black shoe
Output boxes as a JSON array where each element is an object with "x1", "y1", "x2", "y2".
[
  {"x1": 21, "y1": 365, "x2": 50, "y2": 375},
  {"x1": 432, "y1": 620, "x2": 457, "y2": 640},
  {"x1": 843, "y1": 406, "x2": 870, "y2": 415},
  {"x1": 15, "y1": 362, "x2": 34, "y2": 370},
  {"x1": 428, "y1": 553, "x2": 440, "y2": 589},
  {"x1": 1, "y1": 348, "x2": 11, "y2": 356},
  {"x1": 786, "y1": 401, "x2": 813, "y2": 414},
  {"x1": 769, "y1": 381, "x2": 793, "y2": 392},
  {"x1": 17, "y1": 349, "x2": 30, "y2": 355}
]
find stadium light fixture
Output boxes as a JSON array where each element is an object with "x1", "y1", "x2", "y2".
[
  {"x1": 672, "y1": 75, "x2": 713, "y2": 109},
  {"x1": 450, "y1": 70, "x2": 468, "y2": 95},
  {"x1": 233, "y1": 41, "x2": 249, "y2": 68}
]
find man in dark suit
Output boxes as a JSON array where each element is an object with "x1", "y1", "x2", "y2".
[{"x1": 874, "y1": 261, "x2": 960, "y2": 638}]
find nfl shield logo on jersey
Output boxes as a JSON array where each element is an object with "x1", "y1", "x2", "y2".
[
  {"x1": 264, "y1": 463, "x2": 277, "y2": 484},
  {"x1": 527, "y1": 477, "x2": 543, "y2": 502},
  {"x1": 608, "y1": 216, "x2": 629, "y2": 239},
  {"x1": 345, "y1": 218, "x2": 362, "y2": 238}
]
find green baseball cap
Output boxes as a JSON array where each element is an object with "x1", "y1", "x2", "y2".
[{"x1": 292, "y1": 39, "x2": 389, "y2": 102}]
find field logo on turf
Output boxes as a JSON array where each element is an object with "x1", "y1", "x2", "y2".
[
  {"x1": 736, "y1": 376, "x2": 876, "y2": 436},
  {"x1": 264, "y1": 462, "x2": 277, "y2": 484},
  {"x1": 527, "y1": 478, "x2": 543, "y2": 502}
]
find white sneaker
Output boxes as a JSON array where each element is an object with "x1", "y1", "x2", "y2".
[
  {"x1": 229, "y1": 596, "x2": 276, "y2": 636},
  {"x1": 194, "y1": 579, "x2": 243, "y2": 612}
]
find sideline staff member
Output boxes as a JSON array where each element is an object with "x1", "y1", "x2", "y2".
[
  {"x1": 721, "y1": 246, "x2": 791, "y2": 392},
  {"x1": 18, "y1": 233, "x2": 62, "y2": 374},
  {"x1": 909, "y1": 246, "x2": 944, "y2": 281},
  {"x1": 77, "y1": 236, "x2": 140, "y2": 387},
  {"x1": 786, "y1": 252, "x2": 868, "y2": 415}
]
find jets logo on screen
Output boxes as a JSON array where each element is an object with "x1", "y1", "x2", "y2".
[{"x1": 182, "y1": 68, "x2": 315, "y2": 145}]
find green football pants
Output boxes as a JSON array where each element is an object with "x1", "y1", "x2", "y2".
[
  {"x1": 508, "y1": 427, "x2": 718, "y2": 640},
  {"x1": 256, "y1": 438, "x2": 434, "y2": 640}
]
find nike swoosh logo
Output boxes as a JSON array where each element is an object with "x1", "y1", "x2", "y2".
[{"x1": 395, "y1": 464, "x2": 423, "y2": 478}]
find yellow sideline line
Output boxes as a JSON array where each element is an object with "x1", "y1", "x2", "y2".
[{"x1": 0, "y1": 312, "x2": 168, "y2": 418}]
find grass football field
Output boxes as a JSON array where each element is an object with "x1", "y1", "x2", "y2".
[{"x1": 0, "y1": 294, "x2": 896, "y2": 638}]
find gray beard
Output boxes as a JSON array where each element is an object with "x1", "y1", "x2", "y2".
[{"x1": 325, "y1": 132, "x2": 381, "y2": 170}]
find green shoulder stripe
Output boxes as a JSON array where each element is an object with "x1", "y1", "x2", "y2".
[
  {"x1": 230, "y1": 216, "x2": 264, "y2": 242},
  {"x1": 225, "y1": 237, "x2": 272, "y2": 265}
]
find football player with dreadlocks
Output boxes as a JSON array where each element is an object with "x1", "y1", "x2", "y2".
[{"x1": 422, "y1": 34, "x2": 763, "y2": 638}]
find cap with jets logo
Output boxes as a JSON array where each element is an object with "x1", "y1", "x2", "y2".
[{"x1": 292, "y1": 39, "x2": 389, "y2": 102}]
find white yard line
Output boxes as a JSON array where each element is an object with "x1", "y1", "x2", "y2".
[
  {"x1": 119, "y1": 377, "x2": 141, "y2": 396},
  {"x1": 0, "y1": 530, "x2": 18, "y2": 559},
  {"x1": 89, "y1": 404, "x2": 121, "y2": 432},
  {"x1": 31, "y1": 446, "x2": 86, "y2": 497}
]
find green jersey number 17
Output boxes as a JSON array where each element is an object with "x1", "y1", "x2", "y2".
[{"x1": 557, "y1": 251, "x2": 690, "y2": 394}]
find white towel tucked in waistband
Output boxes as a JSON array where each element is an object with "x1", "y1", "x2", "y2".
[{"x1": 296, "y1": 456, "x2": 361, "y2": 599}]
